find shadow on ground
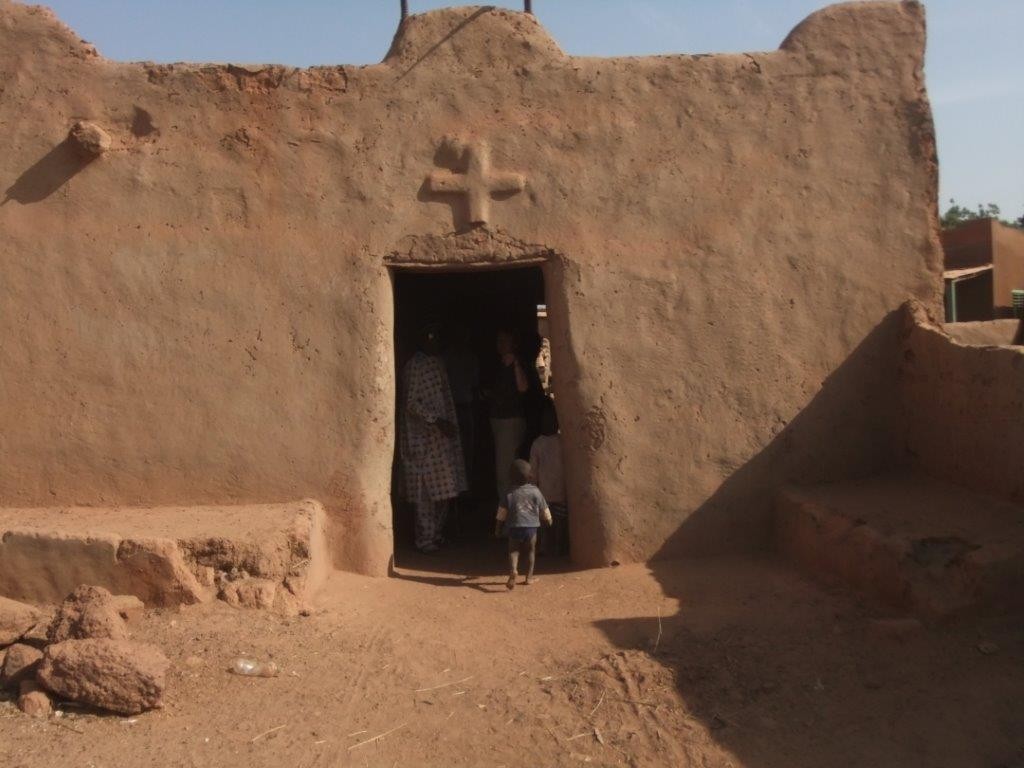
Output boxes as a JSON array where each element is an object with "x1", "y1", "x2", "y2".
[
  {"x1": 393, "y1": 534, "x2": 575, "y2": 594},
  {"x1": 3, "y1": 139, "x2": 96, "y2": 205},
  {"x1": 591, "y1": 311, "x2": 1024, "y2": 767}
]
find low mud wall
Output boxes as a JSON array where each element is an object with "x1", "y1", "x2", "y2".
[
  {"x1": 944, "y1": 319, "x2": 1023, "y2": 346},
  {"x1": 901, "y1": 302, "x2": 1024, "y2": 502}
]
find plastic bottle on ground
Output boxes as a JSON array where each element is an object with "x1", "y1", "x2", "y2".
[{"x1": 229, "y1": 657, "x2": 280, "y2": 678}]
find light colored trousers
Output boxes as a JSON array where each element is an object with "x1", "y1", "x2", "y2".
[{"x1": 490, "y1": 416, "x2": 526, "y2": 503}]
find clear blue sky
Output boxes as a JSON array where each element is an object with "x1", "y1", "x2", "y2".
[{"x1": 39, "y1": 0, "x2": 1024, "y2": 219}]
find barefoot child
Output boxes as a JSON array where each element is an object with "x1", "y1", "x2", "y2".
[{"x1": 495, "y1": 459, "x2": 552, "y2": 590}]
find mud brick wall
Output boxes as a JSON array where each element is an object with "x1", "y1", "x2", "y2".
[
  {"x1": 901, "y1": 302, "x2": 1024, "y2": 503},
  {"x1": 0, "y1": 2, "x2": 942, "y2": 574}
]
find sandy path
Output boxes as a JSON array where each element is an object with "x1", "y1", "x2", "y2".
[{"x1": 2, "y1": 552, "x2": 1023, "y2": 767}]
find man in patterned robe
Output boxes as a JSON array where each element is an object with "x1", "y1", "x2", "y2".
[{"x1": 400, "y1": 325, "x2": 467, "y2": 552}]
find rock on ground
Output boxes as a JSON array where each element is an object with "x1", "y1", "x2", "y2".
[
  {"x1": 0, "y1": 596, "x2": 40, "y2": 646},
  {"x1": 68, "y1": 120, "x2": 111, "y2": 157},
  {"x1": 20, "y1": 606, "x2": 55, "y2": 648},
  {"x1": 38, "y1": 639, "x2": 169, "y2": 715},
  {"x1": 115, "y1": 537, "x2": 207, "y2": 607},
  {"x1": 218, "y1": 577, "x2": 277, "y2": 610},
  {"x1": 111, "y1": 594, "x2": 145, "y2": 622},
  {"x1": 48, "y1": 585, "x2": 128, "y2": 643},
  {"x1": 1, "y1": 643, "x2": 43, "y2": 689},
  {"x1": 18, "y1": 679, "x2": 53, "y2": 718}
]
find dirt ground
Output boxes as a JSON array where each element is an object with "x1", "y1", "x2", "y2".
[{"x1": 2, "y1": 546, "x2": 1022, "y2": 768}]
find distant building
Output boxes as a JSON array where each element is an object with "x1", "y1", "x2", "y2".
[{"x1": 942, "y1": 218, "x2": 1024, "y2": 321}]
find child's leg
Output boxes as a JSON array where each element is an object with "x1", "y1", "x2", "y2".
[
  {"x1": 507, "y1": 536, "x2": 519, "y2": 590},
  {"x1": 523, "y1": 533, "x2": 537, "y2": 584}
]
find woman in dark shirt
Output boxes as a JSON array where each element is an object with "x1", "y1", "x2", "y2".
[{"x1": 488, "y1": 330, "x2": 529, "y2": 501}]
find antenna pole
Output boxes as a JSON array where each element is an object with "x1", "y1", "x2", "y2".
[
  {"x1": 401, "y1": 0, "x2": 408, "y2": 21},
  {"x1": 524, "y1": 0, "x2": 533, "y2": 13}
]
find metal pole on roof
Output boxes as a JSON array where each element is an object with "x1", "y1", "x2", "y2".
[
  {"x1": 524, "y1": 0, "x2": 533, "y2": 13},
  {"x1": 401, "y1": 0, "x2": 408, "y2": 21}
]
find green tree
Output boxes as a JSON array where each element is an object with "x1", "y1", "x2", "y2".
[{"x1": 940, "y1": 199, "x2": 1002, "y2": 229}]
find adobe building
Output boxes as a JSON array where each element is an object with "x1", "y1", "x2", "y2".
[
  {"x1": 6, "y1": 0, "x2": 1020, "y2": 609},
  {"x1": 942, "y1": 217, "x2": 1024, "y2": 322}
]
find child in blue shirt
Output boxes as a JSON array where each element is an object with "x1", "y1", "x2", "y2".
[{"x1": 495, "y1": 459, "x2": 553, "y2": 590}]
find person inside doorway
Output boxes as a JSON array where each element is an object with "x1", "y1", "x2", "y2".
[
  {"x1": 487, "y1": 329, "x2": 529, "y2": 502},
  {"x1": 530, "y1": 397, "x2": 568, "y2": 556},
  {"x1": 399, "y1": 323, "x2": 467, "y2": 553},
  {"x1": 443, "y1": 323, "x2": 480, "y2": 497}
]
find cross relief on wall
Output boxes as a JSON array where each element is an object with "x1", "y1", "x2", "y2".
[{"x1": 424, "y1": 139, "x2": 526, "y2": 229}]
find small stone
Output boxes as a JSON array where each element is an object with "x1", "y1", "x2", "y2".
[
  {"x1": 111, "y1": 595, "x2": 145, "y2": 622},
  {"x1": 193, "y1": 565, "x2": 216, "y2": 588},
  {"x1": 68, "y1": 120, "x2": 111, "y2": 157},
  {"x1": 38, "y1": 639, "x2": 169, "y2": 715},
  {"x1": 115, "y1": 538, "x2": 207, "y2": 607},
  {"x1": 18, "y1": 680, "x2": 53, "y2": 718},
  {"x1": 219, "y1": 578, "x2": 277, "y2": 610},
  {"x1": 977, "y1": 641, "x2": 999, "y2": 656},
  {"x1": 1, "y1": 644, "x2": 44, "y2": 689},
  {"x1": 48, "y1": 586, "x2": 128, "y2": 643},
  {"x1": 283, "y1": 574, "x2": 305, "y2": 597},
  {"x1": 0, "y1": 596, "x2": 41, "y2": 646},
  {"x1": 184, "y1": 655, "x2": 203, "y2": 669}
]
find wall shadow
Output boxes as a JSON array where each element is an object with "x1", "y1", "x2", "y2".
[
  {"x1": 654, "y1": 310, "x2": 906, "y2": 558},
  {"x1": 588, "y1": 310, "x2": 1024, "y2": 766},
  {"x1": 393, "y1": 7, "x2": 491, "y2": 80},
  {"x1": 3, "y1": 139, "x2": 96, "y2": 205}
]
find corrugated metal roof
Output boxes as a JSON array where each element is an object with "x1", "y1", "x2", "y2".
[{"x1": 943, "y1": 265, "x2": 993, "y2": 281}]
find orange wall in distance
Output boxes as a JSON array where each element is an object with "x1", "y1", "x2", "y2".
[
  {"x1": 993, "y1": 223, "x2": 1024, "y2": 316},
  {"x1": 941, "y1": 219, "x2": 993, "y2": 270}
]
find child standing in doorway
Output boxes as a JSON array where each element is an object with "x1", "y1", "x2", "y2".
[{"x1": 495, "y1": 459, "x2": 552, "y2": 590}]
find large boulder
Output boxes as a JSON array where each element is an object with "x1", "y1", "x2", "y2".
[
  {"x1": 0, "y1": 596, "x2": 40, "y2": 646},
  {"x1": 38, "y1": 639, "x2": 169, "y2": 715},
  {"x1": 1, "y1": 643, "x2": 43, "y2": 689},
  {"x1": 48, "y1": 586, "x2": 128, "y2": 643}
]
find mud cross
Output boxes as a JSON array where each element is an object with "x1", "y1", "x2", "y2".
[{"x1": 426, "y1": 140, "x2": 526, "y2": 227}]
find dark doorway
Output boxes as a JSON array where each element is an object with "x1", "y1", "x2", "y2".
[{"x1": 391, "y1": 265, "x2": 567, "y2": 573}]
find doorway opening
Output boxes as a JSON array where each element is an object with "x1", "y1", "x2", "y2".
[{"x1": 391, "y1": 264, "x2": 568, "y2": 573}]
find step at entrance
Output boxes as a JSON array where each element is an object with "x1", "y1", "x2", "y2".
[
  {"x1": 0, "y1": 500, "x2": 328, "y2": 612},
  {"x1": 775, "y1": 473, "x2": 1024, "y2": 619}
]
